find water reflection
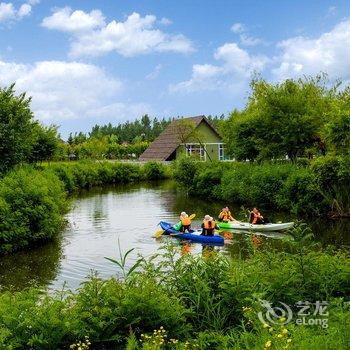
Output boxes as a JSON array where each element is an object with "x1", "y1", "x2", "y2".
[{"x1": 0, "y1": 180, "x2": 348, "y2": 292}]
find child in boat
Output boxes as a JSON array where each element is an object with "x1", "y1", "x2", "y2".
[
  {"x1": 201, "y1": 215, "x2": 219, "y2": 236},
  {"x1": 179, "y1": 212, "x2": 191, "y2": 233}
]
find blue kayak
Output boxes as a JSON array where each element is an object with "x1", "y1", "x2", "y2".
[{"x1": 159, "y1": 221, "x2": 224, "y2": 245}]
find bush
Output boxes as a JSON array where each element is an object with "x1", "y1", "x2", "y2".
[
  {"x1": 143, "y1": 161, "x2": 167, "y2": 180},
  {"x1": 1, "y1": 243, "x2": 348, "y2": 349},
  {"x1": 173, "y1": 156, "x2": 199, "y2": 192},
  {"x1": 0, "y1": 161, "x2": 170, "y2": 254},
  {"x1": 173, "y1": 158, "x2": 349, "y2": 216},
  {"x1": 0, "y1": 167, "x2": 67, "y2": 254}
]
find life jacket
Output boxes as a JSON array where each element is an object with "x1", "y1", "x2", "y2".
[
  {"x1": 251, "y1": 212, "x2": 261, "y2": 224},
  {"x1": 181, "y1": 217, "x2": 191, "y2": 226},
  {"x1": 203, "y1": 219, "x2": 215, "y2": 230},
  {"x1": 220, "y1": 211, "x2": 232, "y2": 220}
]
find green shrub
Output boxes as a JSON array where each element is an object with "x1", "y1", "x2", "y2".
[
  {"x1": 0, "y1": 167, "x2": 66, "y2": 254},
  {"x1": 0, "y1": 243, "x2": 349, "y2": 349},
  {"x1": 173, "y1": 156, "x2": 199, "y2": 192},
  {"x1": 276, "y1": 169, "x2": 325, "y2": 215},
  {"x1": 143, "y1": 161, "x2": 166, "y2": 180},
  {"x1": 193, "y1": 165, "x2": 223, "y2": 198},
  {"x1": 0, "y1": 161, "x2": 170, "y2": 255}
]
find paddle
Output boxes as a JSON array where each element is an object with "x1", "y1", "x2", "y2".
[{"x1": 154, "y1": 213, "x2": 196, "y2": 238}]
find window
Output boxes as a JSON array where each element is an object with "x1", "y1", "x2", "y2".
[
  {"x1": 219, "y1": 144, "x2": 224, "y2": 160},
  {"x1": 186, "y1": 144, "x2": 206, "y2": 160}
]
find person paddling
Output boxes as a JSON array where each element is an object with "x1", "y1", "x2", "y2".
[
  {"x1": 179, "y1": 212, "x2": 192, "y2": 233},
  {"x1": 250, "y1": 207, "x2": 268, "y2": 224},
  {"x1": 201, "y1": 215, "x2": 218, "y2": 236},
  {"x1": 218, "y1": 206, "x2": 235, "y2": 222}
]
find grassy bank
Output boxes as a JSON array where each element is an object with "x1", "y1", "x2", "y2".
[
  {"x1": 0, "y1": 161, "x2": 170, "y2": 255},
  {"x1": 174, "y1": 155, "x2": 350, "y2": 217},
  {"x1": 0, "y1": 233, "x2": 349, "y2": 349}
]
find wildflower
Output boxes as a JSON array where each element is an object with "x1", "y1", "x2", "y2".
[
  {"x1": 287, "y1": 338, "x2": 292, "y2": 343},
  {"x1": 279, "y1": 317, "x2": 286, "y2": 322},
  {"x1": 263, "y1": 323, "x2": 269, "y2": 328},
  {"x1": 277, "y1": 334, "x2": 283, "y2": 338},
  {"x1": 281, "y1": 328, "x2": 288, "y2": 335},
  {"x1": 264, "y1": 340, "x2": 272, "y2": 348}
]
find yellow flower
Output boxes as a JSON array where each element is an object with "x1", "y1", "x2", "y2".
[
  {"x1": 277, "y1": 334, "x2": 283, "y2": 338},
  {"x1": 265, "y1": 340, "x2": 272, "y2": 348},
  {"x1": 279, "y1": 317, "x2": 286, "y2": 322},
  {"x1": 263, "y1": 323, "x2": 269, "y2": 328},
  {"x1": 287, "y1": 338, "x2": 292, "y2": 343},
  {"x1": 282, "y1": 328, "x2": 288, "y2": 335}
]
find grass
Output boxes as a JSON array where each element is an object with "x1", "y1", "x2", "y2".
[{"x1": 0, "y1": 227, "x2": 349, "y2": 349}]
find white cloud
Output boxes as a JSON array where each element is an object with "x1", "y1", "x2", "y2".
[
  {"x1": 41, "y1": 7, "x2": 105, "y2": 33},
  {"x1": 42, "y1": 10, "x2": 194, "y2": 57},
  {"x1": 239, "y1": 33, "x2": 263, "y2": 46},
  {"x1": 160, "y1": 17, "x2": 172, "y2": 26},
  {"x1": 146, "y1": 64, "x2": 163, "y2": 80},
  {"x1": 0, "y1": 2, "x2": 15, "y2": 22},
  {"x1": 0, "y1": 60, "x2": 150, "y2": 123},
  {"x1": 273, "y1": 19, "x2": 350, "y2": 80},
  {"x1": 18, "y1": 3, "x2": 31, "y2": 18},
  {"x1": 231, "y1": 22, "x2": 263, "y2": 47},
  {"x1": 0, "y1": 1, "x2": 36, "y2": 23},
  {"x1": 170, "y1": 42, "x2": 268, "y2": 93},
  {"x1": 231, "y1": 22, "x2": 244, "y2": 33}
]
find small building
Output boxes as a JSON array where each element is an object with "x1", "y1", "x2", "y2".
[{"x1": 139, "y1": 115, "x2": 225, "y2": 161}]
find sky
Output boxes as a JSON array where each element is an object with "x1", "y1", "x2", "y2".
[{"x1": 1, "y1": 0, "x2": 350, "y2": 138}]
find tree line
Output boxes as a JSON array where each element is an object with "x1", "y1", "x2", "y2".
[{"x1": 221, "y1": 74, "x2": 350, "y2": 161}]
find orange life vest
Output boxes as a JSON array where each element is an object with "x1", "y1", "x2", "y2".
[
  {"x1": 251, "y1": 212, "x2": 261, "y2": 224},
  {"x1": 203, "y1": 219, "x2": 216, "y2": 229},
  {"x1": 220, "y1": 211, "x2": 232, "y2": 221},
  {"x1": 181, "y1": 217, "x2": 191, "y2": 226}
]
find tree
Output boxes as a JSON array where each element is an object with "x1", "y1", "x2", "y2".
[
  {"x1": 222, "y1": 76, "x2": 333, "y2": 161},
  {"x1": 29, "y1": 125, "x2": 60, "y2": 163},
  {"x1": 0, "y1": 84, "x2": 37, "y2": 174}
]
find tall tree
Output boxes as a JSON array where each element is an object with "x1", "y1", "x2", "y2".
[{"x1": 0, "y1": 84, "x2": 37, "y2": 174}]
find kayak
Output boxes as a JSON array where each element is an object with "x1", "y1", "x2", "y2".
[
  {"x1": 159, "y1": 221, "x2": 224, "y2": 245},
  {"x1": 217, "y1": 221, "x2": 294, "y2": 232}
]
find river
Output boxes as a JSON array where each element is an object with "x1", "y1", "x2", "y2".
[{"x1": 0, "y1": 180, "x2": 348, "y2": 291}]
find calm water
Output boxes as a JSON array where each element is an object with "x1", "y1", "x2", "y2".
[{"x1": 0, "y1": 181, "x2": 349, "y2": 291}]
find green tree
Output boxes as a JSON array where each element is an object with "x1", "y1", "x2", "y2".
[
  {"x1": 0, "y1": 84, "x2": 37, "y2": 174},
  {"x1": 223, "y1": 76, "x2": 333, "y2": 161},
  {"x1": 29, "y1": 125, "x2": 60, "y2": 163}
]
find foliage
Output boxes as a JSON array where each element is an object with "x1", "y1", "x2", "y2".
[
  {"x1": 173, "y1": 156, "x2": 350, "y2": 216},
  {"x1": 57, "y1": 137, "x2": 149, "y2": 160},
  {"x1": 0, "y1": 240, "x2": 349, "y2": 349},
  {"x1": 28, "y1": 125, "x2": 60, "y2": 163},
  {"x1": 143, "y1": 161, "x2": 167, "y2": 180},
  {"x1": 0, "y1": 161, "x2": 170, "y2": 254},
  {"x1": 87, "y1": 115, "x2": 171, "y2": 143},
  {"x1": 173, "y1": 156, "x2": 199, "y2": 193},
  {"x1": 0, "y1": 84, "x2": 37, "y2": 174},
  {"x1": 222, "y1": 75, "x2": 346, "y2": 161},
  {"x1": 0, "y1": 167, "x2": 66, "y2": 254}
]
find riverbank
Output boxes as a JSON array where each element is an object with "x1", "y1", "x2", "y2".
[
  {"x1": 0, "y1": 161, "x2": 170, "y2": 255},
  {"x1": 0, "y1": 237, "x2": 349, "y2": 349},
  {"x1": 174, "y1": 155, "x2": 350, "y2": 217}
]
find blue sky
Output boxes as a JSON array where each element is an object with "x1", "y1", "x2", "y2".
[{"x1": 1, "y1": 0, "x2": 350, "y2": 138}]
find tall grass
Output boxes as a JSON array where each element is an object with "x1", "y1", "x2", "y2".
[{"x1": 0, "y1": 237, "x2": 348, "y2": 349}]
